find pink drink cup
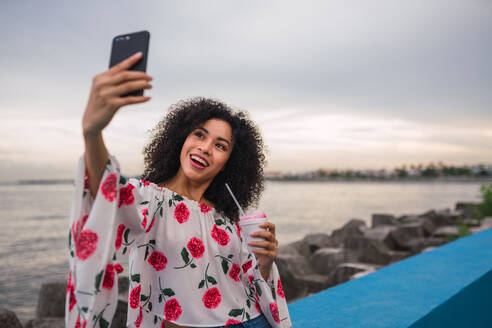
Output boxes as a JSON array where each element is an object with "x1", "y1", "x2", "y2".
[{"x1": 239, "y1": 210, "x2": 268, "y2": 253}]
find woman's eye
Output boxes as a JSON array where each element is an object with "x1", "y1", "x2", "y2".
[
  {"x1": 194, "y1": 132, "x2": 203, "y2": 138},
  {"x1": 216, "y1": 143, "x2": 225, "y2": 150}
]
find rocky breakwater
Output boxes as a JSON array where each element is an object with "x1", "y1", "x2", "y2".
[
  {"x1": 0, "y1": 277, "x2": 130, "y2": 328},
  {"x1": 2, "y1": 204, "x2": 492, "y2": 327},
  {"x1": 276, "y1": 203, "x2": 492, "y2": 303}
]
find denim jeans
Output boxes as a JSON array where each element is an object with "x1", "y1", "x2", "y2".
[{"x1": 193, "y1": 314, "x2": 272, "y2": 328}]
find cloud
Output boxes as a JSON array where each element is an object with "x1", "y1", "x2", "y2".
[{"x1": 0, "y1": 0, "x2": 491, "y2": 179}]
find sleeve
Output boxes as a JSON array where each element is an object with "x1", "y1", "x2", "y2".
[
  {"x1": 238, "y1": 226, "x2": 293, "y2": 328},
  {"x1": 65, "y1": 153, "x2": 149, "y2": 328}
]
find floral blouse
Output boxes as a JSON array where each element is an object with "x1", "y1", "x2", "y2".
[{"x1": 65, "y1": 153, "x2": 292, "y2": 328}]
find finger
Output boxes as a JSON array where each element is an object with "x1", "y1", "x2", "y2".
[
  {"x1": 108, "y1": 52, "x2": 143, "y2": 74},
  {"x1": 105, "y1": 80, "x2": 152, "y2": 98},
  {"x1": 247, "y1": 240, "x2": 273, "y2": 249},
  {"x1": 260, "y1": 222, "x2": 275, "y2": 235},
  {"x1": 250, "y1": 230, "x2": 275, "y2": 242},
  {"x1": 113, "y1": 95, "x2": 151, "y2": 107},
  {"x1": 110, "y1": 71, "x2": 153, "y2": 86}
]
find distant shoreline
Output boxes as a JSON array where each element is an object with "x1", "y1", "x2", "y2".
[
  {"x1": 265, "y1": 177, "x2": 492, "y2": 183},
  {"x1": 1, "y1": 177, "x2": 492, "y2": 186}
]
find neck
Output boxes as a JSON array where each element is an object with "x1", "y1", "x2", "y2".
[{"x1": 161, "y1": 168, "x2": 212, "y2": 203}]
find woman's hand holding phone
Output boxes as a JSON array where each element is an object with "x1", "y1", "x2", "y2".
[{"x1": 82, "y1": 52, "x2": 153, "y2": 138}]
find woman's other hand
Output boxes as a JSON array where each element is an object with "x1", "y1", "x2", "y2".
[
  {"x1": 248, "y1": 222, "x2": 278, "y2": 280},
  {"x1": 82, "y1": 52, "x2": 153, "y2": 137}
]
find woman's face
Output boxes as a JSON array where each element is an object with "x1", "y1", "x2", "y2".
[{"x1": 179, "y1": 118, "x2": 233, "y2": 183}]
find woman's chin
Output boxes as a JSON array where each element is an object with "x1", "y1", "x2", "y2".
[{"x1": 183, "y1": 167, "x2": 212, "y2": 183}]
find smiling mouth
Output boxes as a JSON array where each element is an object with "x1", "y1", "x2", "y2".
[{"x1": 190, "y1": 154, "x2": 209, "y2": 168}]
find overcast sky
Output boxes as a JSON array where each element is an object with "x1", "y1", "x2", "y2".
[{"x1": 1, "y1": 0, "x2": 491, "y2": 181}]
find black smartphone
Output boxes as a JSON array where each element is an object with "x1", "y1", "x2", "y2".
[{"x1": 109, "y1": 30, "x2": 150, "y2": 97}]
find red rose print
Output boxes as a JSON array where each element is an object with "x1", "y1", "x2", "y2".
[
  {"x1": 277, "y1": 278, "x2": 285, "y2": 298},
  {"x1": 66, "y1": 271, "x2": 73, "y2": 294},
  {"x1": 174, "y1": 202, "x2": 190, "y2": 223},
  {"x1": 114, "y1": 263, "x2": 124, "y2": 274},
  {"x1": 211, "y1": 224, "x2": 230, "y2": 246},
  {"x1": 119, "y1": 183, "x2": 135, "y2": 208},
  {"x1": 140, "y1": 179, "x2": 150, "y2": 186},
  {"x1": 248, "y1": 274, "x2": 254, "y2": 285},
  {"x1": 148, "y1": 251, "x2": 168, "y2": 271},
  {"x1": 242, "y1": 259, "x2": 253, "y2": 273},
  {"x1": 134, "y1": 306, "x2": 143, "y2": 328},
  {"x1": 255, "y1": 300, "x2": 262, "y2": 314},
  {"x1": 100, "y1": 173, "x2": 118, "y2": 202},
  {"x1": 67, "y1": 272, "x2": 76, "y2": 312},
  {"x1": 269, "y1": 302, "x2": 280, "y2": 323},
  {"x1": 164, "y1": 298, "x2": 183, "y2": 321},
  {"x1": 75, "y1": 315, "x2": 88, "y2": 328},
  {"x1": 202, "y1": 287, "x2": 222, "y2": 309},
  {"x1": 75, "y1": 230, "x2": 98, "y2": 260},
  {"x1": 235, "y1": 221, "x2": 241, "y2": 240},
  {"x1": 187, "y1": 237, "x2": 205, "y2": 258},
  {"x1": 129, "y1": 285, "x2": 141, "y2": 309},
  {"x1": 72, "y1": 215, "x2": 89, "y2": 241},
  {"x1": 69, "y1": 288, "x2": 76, "y2": 312},
  {"x1": 229, "y1": 263, "x2": 241, "y2": 282},
  {"x1": 199, "y1": 202, "x2": 211, "y2": 213},
  {"x1": 75, "y1": 315, "x2": 81, "y2": 328},
  {"x1": 225, "y1": 319, "x2": 242, "y2": 325},
  {"x1": 115, "y1": 224, "x2": 126, "y2": 250},
  {"x1": 141, "y1": 208, "x2": 148, "y2": 229},
  {"x1": 102, "y1": 264, "x2": 115, "y2": 289}
]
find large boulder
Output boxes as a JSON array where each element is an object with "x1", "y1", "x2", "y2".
[
  {"x1": 424, "y1": 237, "x2": 449, "y2": 247},
  {"x1": 432, "y1": 226, "x2": 459, "y2": 239},
  {"x1": 455, "y1": 202, "x2": 480, "y2": 219},
  {"x1": 309, "y1": 248, "x2": 346, "y2": 275},
  {"x1": 350, "y1": 265, "x2": 379, "y2": 280},
  {"x1": 275, "y1": 255, "x2": 309, "y2": 302},
  {"x1": 388, "y1": 221, "x2": 426, "y2": 251},
  {"x1": 331, "y1": 219, "x2": 367, "y2": 247},
  {"x1": 418, "y1": 209, "x2": 460, "y2": 227},
  {"x1": 302, "y1": 233, "x2": 337, "y2": 255},
  {"x1": 24, "y1": 317, "x2": 64, "y2": 328},
  {"x1": 36, "y1": 282, "x2": 66, "y2": 318},
  {"x1": 471, "y1": 217, "x2": 492, "y2": 234},
  {"x1": 278, "y1": 239, "x2": 311, "y2": 258},
  {"x1": 0, "y1": 308, "x2": 23, "y2": 328},
  {"x1": 110, "y1": 300, "x2": 129, "y2": 328},
  {"x1": 295, "y1": 273, "x2": 334, "y2": 294},
  {"x1": 118, "y1": 276, "x2": 129, "y2": 301},
  {"x1": 371, "y1": 214, "x2": 397, "y2": 227},
  {"x1": 343, "y1": 235, "x2": 411, "y2": 265},
  {"x1": 361, "y1": 225, "x2": 398, "y2": 250},
  {"x1": 421, "y1": 246, "x2": 437, "y2": 253},
  {"x1": 329, "y1": 263, "x2": 380, "y2": 286},
  {"x1": 462, "y1": 218, "x2": 480, "y2": 227}
]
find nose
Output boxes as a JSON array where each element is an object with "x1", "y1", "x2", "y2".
[{"x1": 198, "y1": 139, "x2": 213, "y2": 155}]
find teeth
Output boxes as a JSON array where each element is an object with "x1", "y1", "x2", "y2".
[{"x1": 191, "y1": 155, "x2": 208, "y2": 167}]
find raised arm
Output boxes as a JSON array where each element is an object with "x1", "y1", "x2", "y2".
[{"x1": 81, "y1": 51, "x2": 153, "y2": 197}]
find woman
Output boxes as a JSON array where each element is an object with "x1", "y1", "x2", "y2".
[{"x1": 66, "y1": 52, "x2": 292, "y2": 328}]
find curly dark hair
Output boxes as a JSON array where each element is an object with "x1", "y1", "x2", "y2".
[{"x1": 140, "y1": 97, "x2": 266, "y2": 223}]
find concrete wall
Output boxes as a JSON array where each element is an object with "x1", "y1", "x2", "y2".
[{"x1": 288, "y1": 227, "x2": 492, "y2": 327}]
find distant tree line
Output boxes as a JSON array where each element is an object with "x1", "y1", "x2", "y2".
[{"x1": 268, "y1": 162, "x2": 492, "y2": 180}]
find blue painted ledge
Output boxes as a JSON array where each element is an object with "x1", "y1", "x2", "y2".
[{"x1": 288, "y1": 227, "x2": 492, "y2": 328}]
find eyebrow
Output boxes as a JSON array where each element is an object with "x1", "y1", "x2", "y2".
[{"x1": 197, "y1": 127, "x2": 232, "y2": 147}]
